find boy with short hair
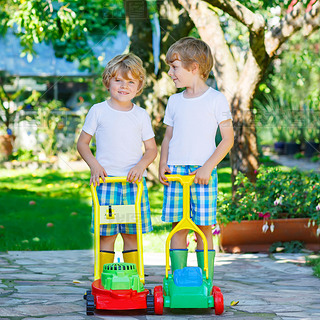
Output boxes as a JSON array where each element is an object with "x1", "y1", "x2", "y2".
[
  {"x1": 78, "y1": 53, "x2": 157, "y2": 274},
  {"x1": 159, "y1": 37, "x2": 234, "y2": 278}
]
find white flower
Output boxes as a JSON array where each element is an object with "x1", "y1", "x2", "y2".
[
  {"x1": 317, "y1": 226, "x2": 320, "y2": 237},
  {"x1": 308, "y1": 220, "x2": 311, "y2": 228},
  {"x1": 262, "y1": 222, "x2": 269, "y2": 233},
  {"x1": 316, "y1": 204, "x2": 320, "y2": 211},
  {"x1": 270, "y1": 223, "x2": 275, "y2": 233},
  {"x1": 312, "y1": 220, "x2": 316, "y2": 226},
  {"x1": 274, "y1": 196, "x2": 283, "y2": 206}
]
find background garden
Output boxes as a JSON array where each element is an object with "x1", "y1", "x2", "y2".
[{"x1": 0, "y1": 1, "x2": 319, "y2": 274}]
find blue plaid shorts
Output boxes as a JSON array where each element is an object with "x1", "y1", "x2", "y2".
[
  {"x1": 162, "y1": 165, "x2": 217, "y2": 225},
  {"x1": 91, "y1": 178, "x2": 153, "y2": 236}
]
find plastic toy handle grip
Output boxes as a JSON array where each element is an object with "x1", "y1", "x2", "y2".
[
  {"x1": 91, "y1": 176, "x2": 130, "y2": 185},
  {"x1": 164, "y1": 174, "x2": 195, "y2": 185}
]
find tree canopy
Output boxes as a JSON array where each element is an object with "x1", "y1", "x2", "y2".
[{"x1": 0, "y1": 0, "x2": 125, "y2": 69}]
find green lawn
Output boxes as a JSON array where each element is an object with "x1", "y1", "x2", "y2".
[
  {"x1": 0, "y1": 166, "x2": 232, "y2": 252},
  {"x1": 306, "y1": 256, "x2": 320, "y2": 278}
]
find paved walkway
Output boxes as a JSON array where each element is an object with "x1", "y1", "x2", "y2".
[
  {"x1": 1, "y1": 250, "x2": 320, "y2": 319},
  {"x1": 268, "y1": 154, "x2": 320, "y2": 172}
]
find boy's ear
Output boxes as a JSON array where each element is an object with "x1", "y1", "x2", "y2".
[{"x1": 191, "y1": 62, "x2": 200, "y2": 74}]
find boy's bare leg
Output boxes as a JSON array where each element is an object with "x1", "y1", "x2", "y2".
[
  {"x1": 100, "y1": 234, "x2": 118, "y2": 251},
  {"x1": 195, "y1": 225, "x2": 214, "y2": 250},
  {"x1": 121, "y1": 233, "x2": 138, "y2": 251},
  {"x1": 170, "y1": 222, "x2": 189, "y2": 249}
]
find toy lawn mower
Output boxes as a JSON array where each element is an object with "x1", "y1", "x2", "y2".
[
  {"x1": 84, "y1": 177, "x2": 163, "y2": 315},
  {"x1": 161, "y1": 174, "x2": 224, "y2": 315}
]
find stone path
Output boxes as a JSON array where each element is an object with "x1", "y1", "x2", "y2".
[
  {"x1": 268, "y1": 154, "x2": 320, "y2": 172},
  {"x1": 1, "y1": 250, "x2": 320, "y2": 319}
]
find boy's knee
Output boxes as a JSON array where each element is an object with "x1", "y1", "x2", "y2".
[
  {"x1": 171, "y1": 228, "x2": 189, "y2": 249},
  {"x1": 100, "y1": 234, "x2": 117, "y2": 251},
  {"x1": 121, "y1": 233, "x2": 137, "y2": 251}
]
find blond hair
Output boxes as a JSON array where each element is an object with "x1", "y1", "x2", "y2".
[
  {"x1": 102, "y1": 53, "x2": 146, "y2": 96},
  {"x1": 166, "y1": 37, "x2": 213, "y2": 80}
]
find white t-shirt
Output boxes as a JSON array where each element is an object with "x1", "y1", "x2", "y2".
[
  {"x1": 82, "y1": 101, "x2": 155, "y2": 176},
  {"x1": 163, "y1": 87, "x2": 232, "y2": 166}
]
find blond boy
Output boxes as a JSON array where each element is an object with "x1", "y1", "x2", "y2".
[
  {"x1": 159, "y1": 37, "x2": 234, "y2": 277},
  {"x1": 78, "y1": 53, "x2": 157, "y2": 272}
]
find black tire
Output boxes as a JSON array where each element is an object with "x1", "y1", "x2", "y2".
[
  {"x1": 146, "y1": 292, "x2": 154, "y2": 315},
  {"x1": 86, "y1": 292, "x2": 95, "y2": 316},
  {"x1": 83, "y1": 290, "x2": 91, "y2": 300}
]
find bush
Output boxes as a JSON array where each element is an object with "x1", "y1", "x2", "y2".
[{"x1": 218, "y1": 166, "x2": 320, "y2": 226}]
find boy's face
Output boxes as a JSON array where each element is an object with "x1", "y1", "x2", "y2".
[
  {"x1": 168, "y1": 58, "x2": 194, "y2": 88},
  {"x1": 108, "y1": 71, "x2": 140, "y2": 105}
]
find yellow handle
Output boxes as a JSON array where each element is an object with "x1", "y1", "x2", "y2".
[
  {"x1": 91, "y1": 177, "x2": 144, "y2": 283},
  {"x1": 164, "y1": 174, "x2": 209, "y2": 279}
]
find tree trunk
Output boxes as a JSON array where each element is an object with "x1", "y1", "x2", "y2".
[{"x1": 124, "y1": 0, "x2": 194, "y2": 181}]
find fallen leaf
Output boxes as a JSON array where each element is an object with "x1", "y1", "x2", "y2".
[
  {"x1": 230, "y1": 300, "x2": 239, "y2": 306},
  {"x1": 73, "y1": 280, "x2": 81, "y2": 284}
]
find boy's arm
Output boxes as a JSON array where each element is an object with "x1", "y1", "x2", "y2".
[
  {"x1": 190, "y1": 119, "x2": 234, "y2": 184},
  {"x1": 127, "y1": 137, "x2": 157, "y2": 183},
  {"x1": 159, "y1": 126, "x2": 173, "y2": 186},
  {"x1": 77, "y1": 130, "x2": 107, "y2": 186}
]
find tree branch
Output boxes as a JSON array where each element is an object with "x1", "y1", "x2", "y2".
[
  {"x1": 265, "y1": 2, "x2": 304, "y2": 57},
  {"x1": 303, "y1": 0, "x2": 320, "y2": 36},
  {"x1": 204, "y1": 0, "x2": 265, "y2": 32}
]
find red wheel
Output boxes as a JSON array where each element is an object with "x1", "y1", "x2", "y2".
[
  {"x1": 154, "y1": 287, "x2": 163, "y2": 315},
  {"x1": 212, "y1": 286, "x2": 221, "y2": 293},
  {"x1": 154, "y1": 285, "x2": 163, "y2": 294},
  {"x1": 214, "y1": 290, "x2": 224, "y2": 315}
]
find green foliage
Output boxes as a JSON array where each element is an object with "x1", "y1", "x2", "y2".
[
  {"x1": 269, "y1": 241, "x2": 304, "y2": 253},
  {"x1": 218, "y1": 166, "x2": 320, "y2": 225},
  {"x1": 0, "y1": 85, "x2": 25, "y2": 132},
  {"x1": 306, "y1": 256, "x2": 320, "y2": 278},
  {"x1": 9, "y1": 148, "x2": 38, "y2": 162},
  {"x1": 293, "y1": 153, "x2": 304, "y2": 160},
  {"x1": 33, "y1": 100, "x2": 65, "y2": 158},
  {"x1": 270, "y1": 31, "x2": 320, "y2": 106},
  {"x1": 256, "y1": 30, "x2": 320, "y2": 143},
  {"x1": 1, "y1": 0, "x2": 124, "y2": 69},
  {"x1": 255, "y1": 93, "x2": 305, "y2": 143},
  {"x1": 311, "y1": 155, "x2": 320, "y2": 163},
  {"x1": 302, "y1": 100, "x2": 320, "y2": 143}
]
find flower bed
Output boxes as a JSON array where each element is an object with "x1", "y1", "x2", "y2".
[{"x1": 217, "y1": 166, "x2": 320, "y2": 251}]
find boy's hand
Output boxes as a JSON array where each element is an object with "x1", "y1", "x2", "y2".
[
  {"x1": 189, "y1": 165, "x2": 211, "y2": 185},
  {"x1": 90, "y1": 163, "x2": 107, "y2": 186},
  {"x1": 159, "y1": 163, "x2": 172, "y2": 186},
  {"x1": 127, "y1": 165, "x2": 144, "y2": 183}
]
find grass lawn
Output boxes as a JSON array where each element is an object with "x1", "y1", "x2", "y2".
[
  {"x1": 306, "y1": 256, "x2": 320, "y2": 278},
  {"x1": 0, "y1": 165, "x2": 232, "y2": 252}
]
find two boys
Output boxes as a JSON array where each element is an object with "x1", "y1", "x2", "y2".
[{"x1": 77, "y1": 37, "x2": 234, "y2": 276}]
